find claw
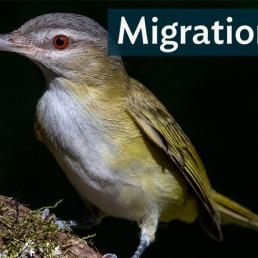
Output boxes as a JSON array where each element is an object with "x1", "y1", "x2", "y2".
[
  {"x1": 103, "y1": 253, "x2": 118, "y2": 258},
  {"x1": 40, "y1": 208, "x2": 50, "y2": 220}
]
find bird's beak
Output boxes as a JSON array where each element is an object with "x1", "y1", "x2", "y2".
[
  {"x1": 0, "y1": 34, "x2": 13, "y2": 52},
  {"x1": 0, "y1": 33, "x2": 31, "y2": 55}
]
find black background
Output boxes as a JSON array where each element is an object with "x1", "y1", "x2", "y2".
[{"x1": 0, "y1": 1, "x2": 258, "y2": 258}]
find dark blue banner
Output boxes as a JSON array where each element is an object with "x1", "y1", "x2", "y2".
[{"x1": 108, "y1": 9, "x2": 258, "y2": 56}]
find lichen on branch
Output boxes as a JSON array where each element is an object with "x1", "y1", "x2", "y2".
[{"x1": 0, "y1": 195, "x2": 102, "y2": 258}]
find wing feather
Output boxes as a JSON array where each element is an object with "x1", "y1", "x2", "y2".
[{"x1": 126, "y1": 78, "x2": 222, "y2": 240}]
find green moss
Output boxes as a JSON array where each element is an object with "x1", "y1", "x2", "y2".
[{"x1": 0, "y1": 197, "x2": 89, "y2": 258}]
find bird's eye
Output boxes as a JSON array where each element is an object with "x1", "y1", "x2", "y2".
[{"x1": 53, "y1": 35, "x2": 69, "y2": 50}]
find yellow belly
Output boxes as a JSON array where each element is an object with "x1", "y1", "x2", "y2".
[{"x1": 104, "y1": 127, "x2": 199, "y2": 224}]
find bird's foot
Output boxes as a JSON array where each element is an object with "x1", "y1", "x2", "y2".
[
  {"x1": 103, "y1": 254, "x2": 118, "y2": 258},
  {"x1": 40, "y1": 208, "x2": 77, "y2": 229},
  {"x1": 55, "y1": 219, "x2": 79, "y2": 229},
  {"x1": 40, "y1": 208, "x2": 100, "y2": 230},
  {"x1": 54, "y1": 218, "x2": 100, "y2": 230}
]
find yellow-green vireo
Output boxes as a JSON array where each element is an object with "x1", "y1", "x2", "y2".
[{"x1": 0, "y1": 13, "x2": 258, "y2": 258}]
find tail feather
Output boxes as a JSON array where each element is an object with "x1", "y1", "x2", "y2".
[{"x1": 212, "y1": 191, "x2": 258, "y2": 231}]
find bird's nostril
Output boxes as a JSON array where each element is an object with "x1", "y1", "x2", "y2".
[
  {"x1": 6, "y1": 31, "x2": 25, "y2": 44},
  {"x1": 5, "y1": 33, "x2": 29, "y2": 48},
  {"x1": 7, "y1": 36, "x2": 15, "y2": 43}
]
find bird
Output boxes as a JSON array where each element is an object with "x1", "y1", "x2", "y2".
[{"x1": 0, "y1": 13, "x2": 258, "y2": 258}]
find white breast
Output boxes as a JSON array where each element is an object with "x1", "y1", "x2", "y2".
[{"x1": 36, "y1": 79, "x2": 132, "y2": 216}]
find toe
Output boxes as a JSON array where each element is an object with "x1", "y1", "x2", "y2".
[
  {"x1": 40, "y1": 208, "x2": 50, "y2": 220},
  {"x1": 103, "y1": 253, "x2": 118, "y2": 258}
]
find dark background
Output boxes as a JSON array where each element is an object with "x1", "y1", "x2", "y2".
[{"x1": 0, "y1": 1, "x2": 258, "y2": 258}]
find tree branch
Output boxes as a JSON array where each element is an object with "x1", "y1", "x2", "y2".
[{"x1": 0, "y1": 195, "x2": 103, "y2": 258}]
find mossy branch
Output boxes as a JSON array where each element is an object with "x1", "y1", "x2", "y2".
[{"x1": 0, "y1": 195, "x2": 103, "y2": 258}]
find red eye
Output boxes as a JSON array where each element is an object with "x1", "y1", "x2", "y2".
[{"x1": 53, "y1": 35, "x2": 69, "y2": 50}]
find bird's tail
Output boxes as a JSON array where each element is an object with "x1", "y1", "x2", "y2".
[{"x1": 212, "y1": 191, "x2": 258, "y2": 231}]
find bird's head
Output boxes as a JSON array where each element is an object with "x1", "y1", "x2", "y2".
[{"x1": 0, "y1": 13, "x2": 123, "y2": 83}]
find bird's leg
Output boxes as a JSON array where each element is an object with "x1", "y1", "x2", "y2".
[
  {"x1": 131, "y1": 233, "x2": 150, "y2": 258},
  {"x1": 80, "y1": 205, "x2": 105, "y2": 228},
  {"x1": 131, "y1": 213, "x2": 158, "y2": 258}
]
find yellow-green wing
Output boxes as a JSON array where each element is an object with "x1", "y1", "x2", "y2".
[{"x1": 126, "y1": 78, "x2": 222, "y2": 240}]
